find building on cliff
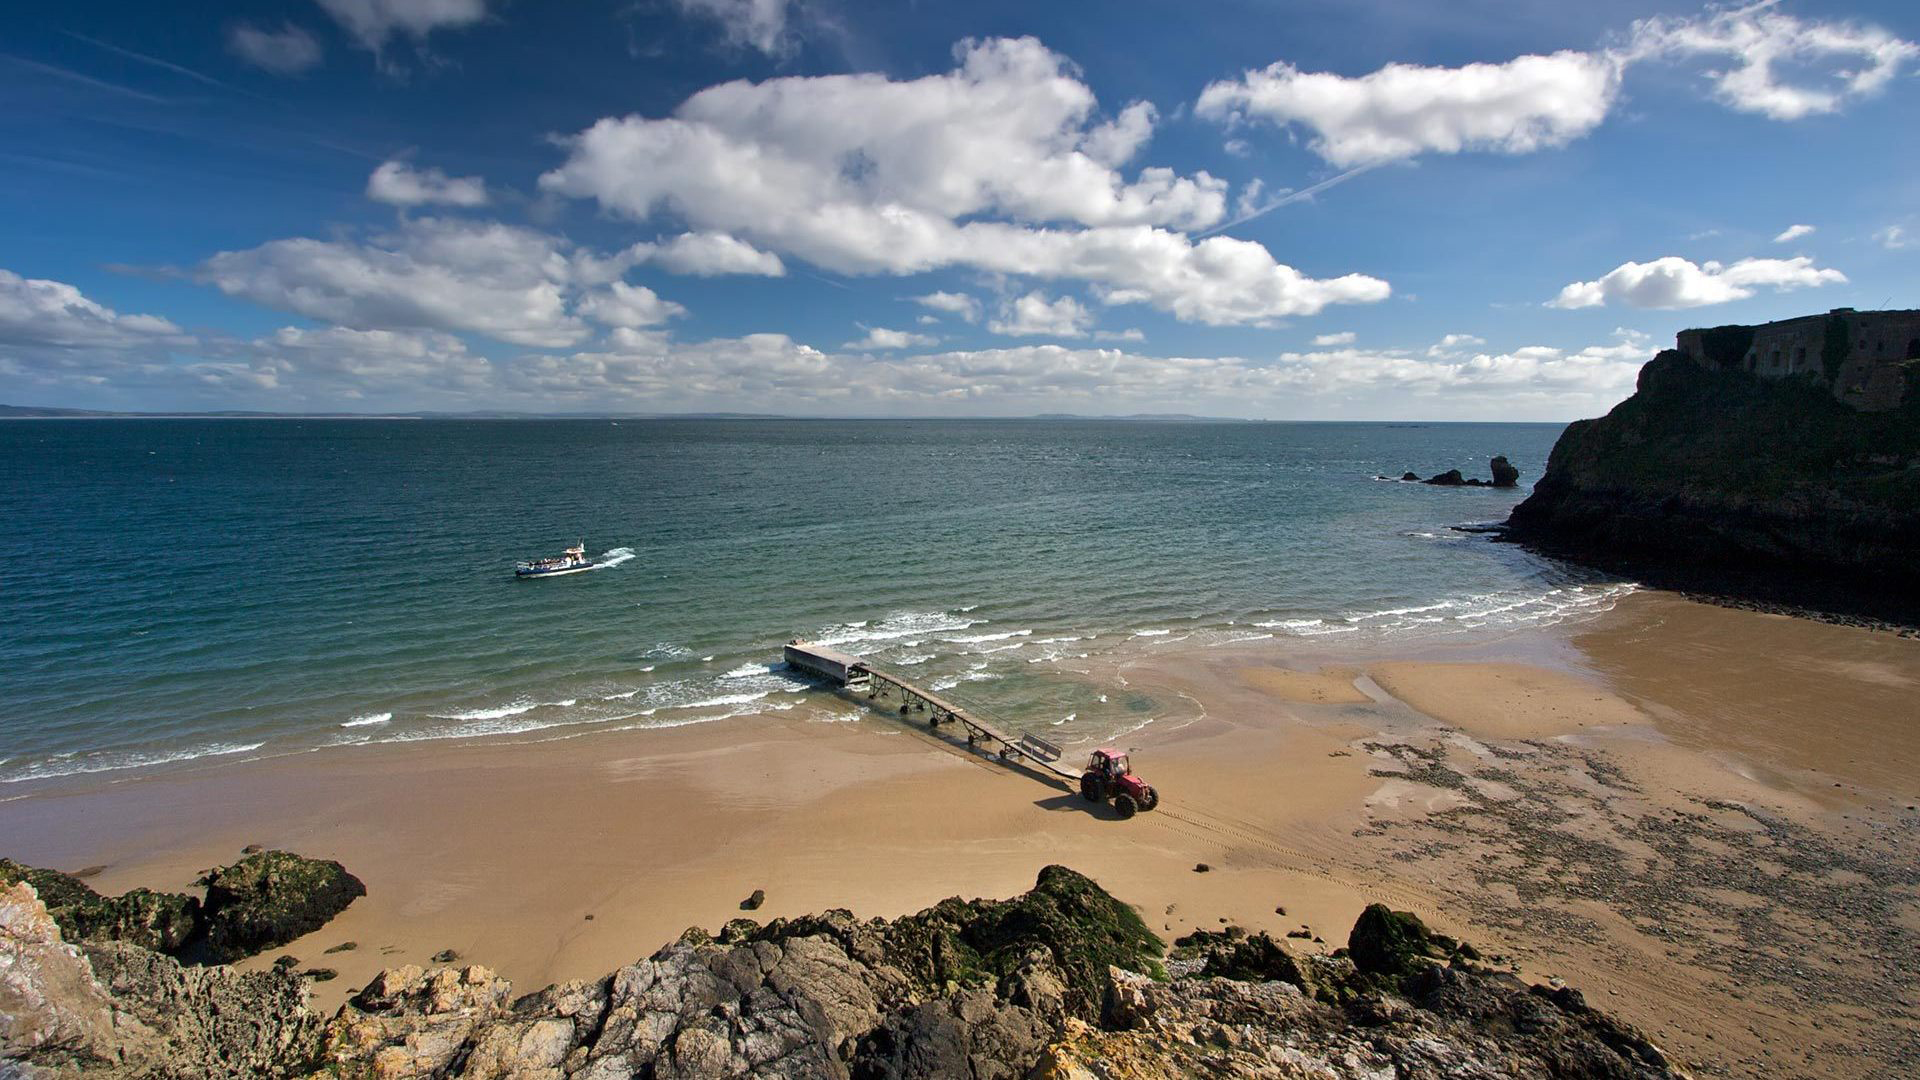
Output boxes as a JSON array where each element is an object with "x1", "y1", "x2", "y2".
[{"x1": 1675, "y1": 307, "x2": 1920, "y2": 411}]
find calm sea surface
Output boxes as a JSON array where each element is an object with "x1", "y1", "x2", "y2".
[{"x1": 0, "y1": 419, "x2": 1629, "y2": 786}]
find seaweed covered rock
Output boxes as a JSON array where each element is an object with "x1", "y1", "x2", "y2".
[
  {"x1": 1348, "y1": 902, "x2": 1458, "y2": 979},
  {"x1": 199, "y1": 850, "x2": 365, "y2": 963},
  {"x1": 1172, "y1": 927, "x2": 1311, "y2": 989},
  {"x1": 0, "y1": 859, "x2": 200, "y2": 954},
  {"x1": 874, "y1": 864, "x2": 1163, "y2": 1017}
]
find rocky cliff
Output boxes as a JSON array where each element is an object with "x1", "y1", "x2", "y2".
[
  {"x1": 3, "y1": 866, "x2": 1687, "y2": 1079},
  {"x1": 1506, "y1": 347, "x2": 1920, "y2": 624}
]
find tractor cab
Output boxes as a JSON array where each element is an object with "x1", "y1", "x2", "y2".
[{"x1": 1079, "y1": 748, "x2": 1158, "y2": 818}]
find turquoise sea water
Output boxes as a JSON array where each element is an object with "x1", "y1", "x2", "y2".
[{"x1": 0, "y1": 419, "x2": 1629, "y2": 786}]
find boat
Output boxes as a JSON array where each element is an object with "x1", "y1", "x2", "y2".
[{"x1": 515, "y1": 542, "x2": 596, "y2": 579}]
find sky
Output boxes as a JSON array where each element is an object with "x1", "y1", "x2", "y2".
[{"x1": 2, "y1": 0, "x2": 1916, "y2": 419}]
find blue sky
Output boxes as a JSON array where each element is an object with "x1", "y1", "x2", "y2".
[{"x1": 2, "y1": 0, "x2": 1915, "y2": 417}]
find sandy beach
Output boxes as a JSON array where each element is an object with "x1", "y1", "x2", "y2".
[{"x1": 4, "y1": 589, "x2": 1916, "y2": 1078}]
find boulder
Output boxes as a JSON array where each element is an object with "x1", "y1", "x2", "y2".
[
  {"x1": 1423, "y1": 469, "x2": 1466, "y2": 486},
  {"x1": 1400, "y1": 471, "x2": 1420, "y2": 482},
  {"x1": 198, "y1": 850, "x2": 366, "y2": 963},
  {"x1": 1347, "y1": 903, "x2": 1455, "y2": 979},
  {"x1": 0, "y1": 858, "x2": 200, "y2": 953},
  {"x1": 1490, "y1": 455, "x2": 1520, "y2": 488}
]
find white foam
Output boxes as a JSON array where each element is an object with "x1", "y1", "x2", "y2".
[
  {"x1": 340, "y1": 712, "x2": 392, "y2": 728},
  {"x1": 813, "y1": 611, "x2": 978, "y2": 648},
  {"x1": 666, "y1": 690, "x2": 770, "y2": 710},
  {"x1": 722, "y1": 662, "x2": 777, "y2": 680},
  {"x1": 929, "y1": 671, "x2": 1002, "y2": 692},
  {"x1": 1351, "y1": 601, "x2": 1454, "y2": 621},
  {"x1": 595, "y1": 546, "x2": 636, "y2": 569},
  {"x1": 3, "y1": 741, "x2": 266, "y2": 783},
  {"x1": 432, "y1": 698, "x2": 573, "y2": 722},
  {"x1": 1132, "y1": 628, "x2": 1172, "y2": 637},
  {"x1": 943, "y1": 629, "x2": 1030, "y2": 644}
]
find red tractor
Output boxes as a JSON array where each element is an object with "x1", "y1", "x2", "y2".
[{"x1": 1080, "y1": 749, "x2": 1159, "y2": 818}]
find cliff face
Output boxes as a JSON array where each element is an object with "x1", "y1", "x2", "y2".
[{"x1": 1506, "y1": 348, "x2": 1920, "y2": 621}]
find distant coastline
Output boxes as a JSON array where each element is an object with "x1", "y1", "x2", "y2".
[{"x1": 0, "y1": 403, "x2": 1555, "y2": 423}]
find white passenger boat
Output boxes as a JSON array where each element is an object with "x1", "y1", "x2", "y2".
[{"x1": 515, "y1": 543, "x2": 595, "y2": 579}]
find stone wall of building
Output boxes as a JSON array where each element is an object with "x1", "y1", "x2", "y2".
[{"x1": 1675, "y1": 308, "x2": 1920, "y2": 411}]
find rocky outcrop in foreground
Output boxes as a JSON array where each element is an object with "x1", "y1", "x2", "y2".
[
  {"x1": 4, "y1": 865, "x2": 1687, "y2": 1078},
  {"x1": 1505, "y1": 346, "x2": 1920, "y2": 624},
  {"x1": 0, "y1": 852, "x2": 364, "y2": 967}
]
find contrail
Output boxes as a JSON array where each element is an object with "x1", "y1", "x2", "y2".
[{"x1": 1194, "y1": 162, "x2": 1381, "y2": 239}]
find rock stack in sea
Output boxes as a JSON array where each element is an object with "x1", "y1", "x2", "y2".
[
  {"x1": 3, "y1": 863, "x2": 1685, "y2": 1078},
  {"x1": 1377, "y1": 456, "x2": 1520, "y2": 488}
]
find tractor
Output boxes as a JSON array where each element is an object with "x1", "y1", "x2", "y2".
[{"x1": 1079, "y1": 748, "x2": 1159, "y2": 818}]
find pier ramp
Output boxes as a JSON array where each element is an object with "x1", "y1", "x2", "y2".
[{"x1": 784, "y1": 640, "x2": 1080, "y2": 783}]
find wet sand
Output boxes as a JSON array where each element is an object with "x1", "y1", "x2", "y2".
[{"x1": 2, "y1": 589, "x2": 1915, "y2": 1078}]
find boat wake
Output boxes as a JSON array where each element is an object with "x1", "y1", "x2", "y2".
[{"x1": 595, "y1": 547, "x2": 636, "y2": 569}]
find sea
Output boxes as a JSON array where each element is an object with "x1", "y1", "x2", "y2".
[{"x1": 0, "y1": 419, "x2": 1634, "y2": 787}]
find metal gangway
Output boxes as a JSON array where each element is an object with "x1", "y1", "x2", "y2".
[{"x1": 784, "y1": 640, "x2": 1079, "y2": 783}]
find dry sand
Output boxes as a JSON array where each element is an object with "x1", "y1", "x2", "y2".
[{"x1": 2, "y1": 589, "x2": 1916, "y2": 1078}]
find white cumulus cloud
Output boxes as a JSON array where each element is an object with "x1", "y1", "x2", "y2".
[
  {"x1": 577, "y1": 282, "x2": 687, "y2": 329},
  {"x1": 247, "y1": 326, "x2": 491, "y2": 394},
  {"x1": 367, "y1": 160, "x2": 488, "y2": 207},
  {"x1": 1628, "y1": 2, "x2": 1919, "y2": 121},
  {"x1": 1197, "y1": 50, "x2": 1623, "y2": 167},
  {"x1": 227, "y1": 23, "x2": 323, "y2": 74},
  {"x1": 989, "y1": 291, "x2": 1093, "y2": 338},
  {"x1": 1201, "y1": 6, "x2": 1916, "y2": 166},
  {"x1": 844, "y1": 325, "x2": 938, "y2": 351},
  {"x1": 0, "y1": 269, "x2": 190, "y2": 349},
  {"x1": 196, "y1": 217, "x2": 688, "y2": 348},
  {"x1": 1772, "y1": 223, "x2": 1814, "y2": 243},
  {"x1": 538, "y1": 37, "x2": 1386, "y2": 325},
  {"x1": 640, "y1": 233, "x2": 785, "y2": 277},
  {"x1": 913, "y1": 291, "x2": 984, "y2": 323},
  {"x1": 1312, "y1": 331, "x2": 1356, "y2": 346},
  {"x1": 1547, "y1": 255, "x2": 1846, "y2": 310}
]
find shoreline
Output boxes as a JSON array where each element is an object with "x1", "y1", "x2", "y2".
[{"x1": 3, "y1": 588, "x2": 1916, "y2": 1077}]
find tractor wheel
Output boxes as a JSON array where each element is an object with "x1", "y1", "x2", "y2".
[
  {"x1": 1113, "y1": 793, "x2": 1138, "y2": 819},
  {"x1": 1139, "y1": 786, "x2": 1159, "y2": 812},
  {"x1": 1080, "y1": 775, "x2": 1105, "y2": 802}
]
